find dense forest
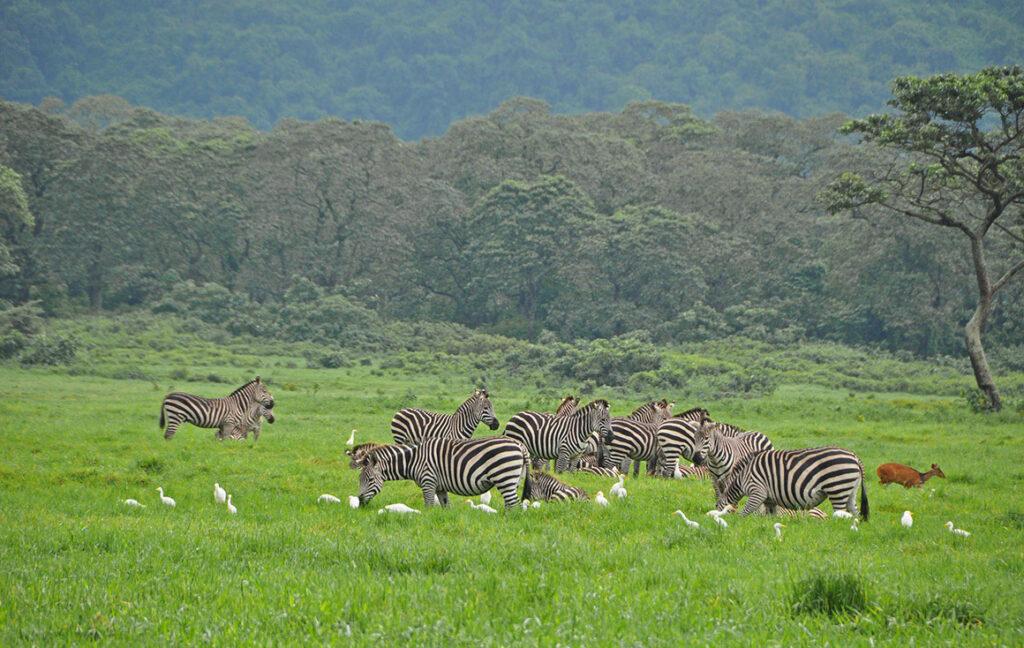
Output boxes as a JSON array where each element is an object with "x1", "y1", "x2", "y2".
[
  {"x1": 1, "y1": 93, "x2": 1021, "y2": 363},
  {"x1": 3, "y1": 1, "x2": 1024, "y2": 138}
]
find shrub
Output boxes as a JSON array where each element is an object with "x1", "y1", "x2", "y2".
[
  {"x1": 0, "y1": 331, "x2": 28, "y2": 359},
  {"x1": 307, "y1": 350, "x2": 350, "y2": 369},
  {"x1": 19, "y1": 335, "x2": 79, "y2": 366},
  {"x1": 789, "y1": 573, "x2": 868, "y2": 618}
]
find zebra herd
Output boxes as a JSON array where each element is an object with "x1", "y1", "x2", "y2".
[{"x1": 159, "y1": 381, "x2": 868, "y2": 520}]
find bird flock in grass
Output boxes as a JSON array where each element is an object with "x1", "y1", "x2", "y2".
[{"x1": 122, "y1": 474, "x2": 971, "y2": 542}]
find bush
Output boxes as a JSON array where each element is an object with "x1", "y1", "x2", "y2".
[
  {"x1": 19, "y1": 335, "x2": 79, "y2": 366},
  {"x1": 307, "y1": 350, "x2": 351, "y2": 369},
  {"x1": 0, "y1": 330, "x2": 28, "y2": 359},
  {"x1": 789, "y1": 573, "x2": 868, "y2": 618},
  {"x1": 551, "y1": 333, "x2": 662, "y2": 386}
]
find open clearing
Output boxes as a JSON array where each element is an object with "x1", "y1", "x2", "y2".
[{"x1": 1, "y1": 360, "x2": 1023, "y2": 645}]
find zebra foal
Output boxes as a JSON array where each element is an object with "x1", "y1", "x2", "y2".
[
  {"x1": 159, "y1": 376, "x2": 275, "y2": 440},
  {"x1": 523, "y1": 471, "x2": 589, "y2": 501}
]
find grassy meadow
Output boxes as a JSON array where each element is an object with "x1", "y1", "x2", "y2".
[{"x1": 1, "y1": 320, "x2": 1023, "y2": 645}]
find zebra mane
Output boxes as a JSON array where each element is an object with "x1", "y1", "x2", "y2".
[
  {"x1": 676, "y1": 407, "x2": 708, "y2": 418},
  {"x1": 228, "y1": 377, "x2": 261, "y2": 397}
]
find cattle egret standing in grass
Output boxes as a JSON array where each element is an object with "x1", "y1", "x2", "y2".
[
  {"x1": 318, "y1": 494, "x2": 341, "y2": 504},
  {"x1": 673, "y1": 510, "x2": 700, "y2": 529},
  {"x1": 706, "y1": 509, "x2": 725, "y2": 518},
  {"x1": 479, "y1": 491, "x2": 492, "y2": 506},
  {"x1": 379, "y1": 503, "x2": 420, "y2": 514},
  {"x1": 595, "y1": 491, "x2": 609, "y2": 507},
  {"x1": 226, "y1": 494, "x2": 237, "y2": 514},
  {"x1": 610, "y1": 476, "x2": 625, "y2": 497},
  {"x1": 157, "y1": 487, "x2": 176, "y2": 508},
  {"x1": 713, "y1": 514, "x2": 729, "y2": 528},
  {"x1": 833, "y1": 510, "x2": 853, "y2": 520},
  {"x1": 521, "y1": 499, "x2": 530, "y2": 511},
  {"x1": 673, "y1": 467, "x2": 683, "y2": 479},
  {"x1": 123, "y1": 499, "x2": 145, "y2": 508},
  {"x1": 348, "y1": 496, "x2": 360, "y2": 509},
  {"x1": 531, "y1": 500, "x2": 542, "y2": 509},
  {"x1": 615, "y1": 487, "x2": 627, "y2": 499},
  {"x1": 214, "y1": 483, "x2": 227, "y2": 504},
  {"x1": 466, "y1": 499, "x2": 497, "y2": 514},
  {"x1": 773, "y1": 522, "x2": 784, "y2": 540},
  {"x1": 945, "y1": 521, "x2": 971, "y2": 537},
  {"x1": 901, "y1": 511, "x2": 913, "y2": 528},
  {"x1": 346, "y1": 430, "x2": 356, "y2": 447}
]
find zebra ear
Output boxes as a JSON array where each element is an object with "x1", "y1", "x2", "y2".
[{"x1": 255, "y1": 376, "x2": 261, "y2": 383}]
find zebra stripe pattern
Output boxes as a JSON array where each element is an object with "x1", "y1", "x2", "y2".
[
  {"x1": 503, "y1": 400, "x2": 612, "y2": 472},
  {"x1": 719, "y1": 446, "x2": 869, "y2": 519},
  {"x1": 390, "y1": 389, "x2": 498, "y2": 444},
  {"x1": 160, "y1": 377, "x2": 275, "y2": 440},
  {"x1": 692, "y1": 425, "x2": 774, "y2": 505},
  {"x1": 653, "y1": 407, "x2": 709, "y2": 477},
  {"x1": 603, "y1": 400, "x2": 674, "y2": 476},
  {"x1": 523, "y1": 471, "x2": 589, "y2": 501},
  {"x1": 554, "y1": 395, "x2": 580, "y2": 417},
  {"x1": 349, "y1": 437, "x2": 530, "y2": 509},
  {"x1": 221, "y1": 402, "x2": 276, "y2": 440}
]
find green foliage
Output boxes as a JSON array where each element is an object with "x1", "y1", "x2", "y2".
[
  {"x1": 4, "y1": 2, "x2": 1024, "y2": 138},
  {"x1": 789, "y1": 573, "x2": 869, "y2": 618},
  {"x1": 18, "y1": 334, "x2": 78, "y2": 366}
]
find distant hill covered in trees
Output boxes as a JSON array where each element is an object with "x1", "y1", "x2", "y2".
[{"x1": 3, "y1": 0, "x2": 1024, "y2": 138}]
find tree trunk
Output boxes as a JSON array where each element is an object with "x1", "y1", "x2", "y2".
[
  {"x1": 966, "y1": 236, "x2": 1002, "y2": 411},
  {"x1": 964, "y1": 297, "x2": 1001, "y2": 411}
]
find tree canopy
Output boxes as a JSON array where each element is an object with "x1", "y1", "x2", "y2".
[{"x1": 3, "y1": 1, "x2": 1024, "y2": 138}]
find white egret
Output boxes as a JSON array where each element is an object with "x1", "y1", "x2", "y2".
[
  {"x1": 531, "y1": 501, "x2": 542, "y2": 509},
  {"x1": 851, "y1": 519, "x2": 859, "y2": 532},
  {"x1": 123, "y1": 499, "x2": 145, "y2": 508},
  {"x1": 832, "y1": 510, "x2": 853, "y2": 520},
  {"x1": 226, "y1": 494, "x2": 237, "y2": 515},
  {"x1": 773, "y1": 522, "x2": 784, "y2": 540},
  {"x1": 713, "y1": 514, "x2": 729, "y2": 528},
  {"x1": 594, "y1": 491, "x2": 609, "y2": 507},
  {"x1": 615, "y1": 487, "x2": 627, "y2": 500},
  {"x1": 673, "y1": 510, "x2": 700, "y2": 529},
  {"x1": 609, "y1": 476, "x2": 625, "y2": 497},
  {"x1": 466, "y1": 499, "x2": 497, "y2": 514},
  {"x1": 214, "y1": 483, "x2": 227, "y2": 504},
  {"x1": 346, "y1": 429, "x2": 356, "y2": 447},
  {"x1": 945, "y1": 521, "x2": 970, "y2": 537},
  {"x1": 318, "y1": 494, "x2": 341, "y2": 504},
  {"x1": 379, "y1": 503, "x2": 420, "y2": 514},
  {"x1": 479, "y1": 491, "x2": 492, "y2": 506},
  {"x1": 348, "y1": 495, "x2": 360, "y2": 509},
  {"x1": 901, "y1": 511, "x2": 913, "y2": 528},
  {"x1": 157, "y1": 487, "x2": 176, "y2": 508}
]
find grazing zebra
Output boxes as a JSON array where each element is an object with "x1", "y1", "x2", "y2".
[
  {"x1": 718, "y1": 447, "x2": 869, "y2": 520},
  {"x1": 653, "y1": 407, "x2": 709, "y2": 478},
  {"x1": 390, "y1": 389, "x2": 498, "y2": 444},
  {"x1": 692, "y1": 425, "x2": 774, "y2": 505},
  {"x1": 606, "y1": 399, "x2": 674, "y2": 476},
  {"x1": 349, "y1": 437, "x2": 530, "y2": 509},
  {"x1": 345, "y1": 442, "x2": 387, "y2": 468},
  {"x1": 523, "y1": 471, "x2": 589, "y2": 501},
  {"x1": 159, "y1": 377, "x2": 274, "y2": 440},
  {"x1": 504, "y1": 399, "x2": 612, "y2": 472},
  {"x1": 221, "y1": 402, "x2": 276, "y2": 440},
  {"x1": 555, "y1": 395, "x2": 580, "y2": 416}
]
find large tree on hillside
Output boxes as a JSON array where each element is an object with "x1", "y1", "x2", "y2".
[{"x1": 823, "y1": 67, "x2": 1024, "y2": 410}]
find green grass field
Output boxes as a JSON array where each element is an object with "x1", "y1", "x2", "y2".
[{"x1": 2, "y1": 340, "x2": 1024, "y2": 645}]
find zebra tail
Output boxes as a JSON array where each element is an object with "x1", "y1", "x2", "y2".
[
  {"x1": 860, "y1": 480, "x2": 869, "y2": 522},
  {"x1": 159, "y1": 404, "x2": 165, "y2": 429}
]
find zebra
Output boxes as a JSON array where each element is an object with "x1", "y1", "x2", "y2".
[
  {"x1": 675, "y1": 464, "x2": 711, "y2": 480},
  {"x1": 532, "y1": 395, "x2": 583, "y2": 470},
  {"x1": 653, "y1": 407, "x2": 709, "y2": 478},
  {"x1": 604, "y1": 400, "x2": 674, "y2": 476},
  {"x1": 348, "y1": 437, "x2": 530, "y2": 509},
  {"x1": 159, "y1": 377, "x2": 274, "y2": 440},
  {"x1": 555, "y1": 395, "x2": 580, "y2": 416},
  {"x1": 390, "y1": 388, "x2": 498, "y2": 444},
  {"x1": 692, "y1": 424, "x2": 774, "y2": 505},
  {"x1": 717, "y1": 446, "x2": 869, "y2": 519},
  {"x1": 220, "y1": 401, "x2": 276, "y2": 441},
  {"x1": 523, "y1": 471, "x2": 589, "y2": 501},
  {"x1": 503, "y1": 399, "x2": 612, "y2": 473}
]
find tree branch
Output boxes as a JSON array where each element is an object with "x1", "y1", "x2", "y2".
[{"x1": 992, "y1": 257, "x2": 1024, "y2": 294}]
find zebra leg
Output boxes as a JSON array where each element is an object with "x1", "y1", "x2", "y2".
[
  {"x1": 497, "y1": 481, "x2": 520, "y2": 509},
  {"x1": 421, "y1": 483, "x2": 439, "y2": 508},
  {"x1": 741, "y1": 488, "x2": 768, "y2": 516},
  {"x1": 632, "y1": 459, "x2": 640, "y2": 477},
  {"x1": 555, "y1": 447, "x2": 573, "y2": 473},
  {"x1": 437, "y1": 491, "x2": 449, "y2": 508},
  {"x1": 164, "y1": 421, "x2": 180, "y2": 440}
]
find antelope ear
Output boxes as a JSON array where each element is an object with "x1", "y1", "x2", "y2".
[{"x1": 931, "y1": 463, "x2": 938, "y2": 469}]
